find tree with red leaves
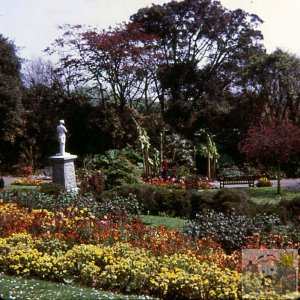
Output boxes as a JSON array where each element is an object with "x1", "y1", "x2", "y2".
[{"x1": 239, "y1": 120, "x2": 300, "y2": 194}]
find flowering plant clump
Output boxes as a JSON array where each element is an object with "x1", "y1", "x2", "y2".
[
  {"x1": 256, "y1": 177, "x2": 273, "y2": 187},
  {"x1": 144, "y1": 177, "x2": 214, "y2": 190},
  {"x1": 20, "y1": 166, "x2": 33, "y2": 176},
  {"x1": 0, "y1": 233, "x2": 241, "y2": 299},
  {"x1": 12, "y1": 178, "x2": 44, "y2": 186}
]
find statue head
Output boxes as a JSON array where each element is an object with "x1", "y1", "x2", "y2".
[{"x1": 59, "y1": 120, "x2": 65, "y2": 124}]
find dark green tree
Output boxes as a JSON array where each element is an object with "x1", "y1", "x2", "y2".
[
  {"x1": 131, "y1": 0, "x2": 265, "y2": 135},
  {"x1": 0, "y1": 35, "x2": 24, "y2": 166},
  {"x1": 241, "y1": 49, "x2": 300, "y2": 125}
]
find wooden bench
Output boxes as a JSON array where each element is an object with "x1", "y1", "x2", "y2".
[{"x1": 218, "y1": 176, "x2": 255, "y2": 188}]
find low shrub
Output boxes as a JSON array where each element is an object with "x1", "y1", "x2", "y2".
[
  {"x1": 218, "y1": 166, "x2": 246, "y2": 179},
  {"x1": 101, "y1": 184, "x2": 205, "y2": 218},
  {"x1": 185, "y1": 209, "x2": 282, "y2": 253},
  {"x1": 0, "y1": 189, "x2": 99, "y2": 212},
  {"x1": 40, "y1": 183, "x2": 65, "y2": 195},
  {"x1": 79, "y1": 171, "x2": 105, "y2": 198},
  {"x1": 98, "y1": 193, "x2": 142, "y2": 216},
  {"x1": 88, "y1": 152, "x2": 143, "y2": 190},
  {"x1": 211, "y1": 188, "x2": 249, "y2": 212},
  {"x1": 102, "y1": 184, "x2": 275, "y2": 218},
  {"x1": 279, "y1": 196, "x2": 300, "y2": 223}
]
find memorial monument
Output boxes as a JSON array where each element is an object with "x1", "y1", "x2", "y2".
[{"x1": 48, "y1": 120, "x2": 78, "y2": 193}]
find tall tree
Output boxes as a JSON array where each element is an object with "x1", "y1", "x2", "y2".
[
  {"x1": 47, "y1": 23, "x2": 156, "y2": 114},
  {"x1": 131, "y1": 0, "x2": 264, "y2": 134},
  {"x1": 241, "y1": 49, "x2": 300, "y2": 125},
  {"x1": 239, "y1": 120, "x2": 300, "y2": 194},
  {"x1": 0, "y1": 35, "x2": 24, "y2": 165}
]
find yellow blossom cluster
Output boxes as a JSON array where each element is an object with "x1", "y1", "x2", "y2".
[{"x1": 0, "y1": 233, "x2": 242, "y2": 299}]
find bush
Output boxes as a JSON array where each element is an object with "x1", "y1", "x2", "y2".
[
  {"x1": 79, "y1": 171, "x2": 105, "y2": 198},
  {"x1": 0, "y1": 189, "x2": 101, "y2": 213},
  {"x1": 211, "y1": 188, "x2": 249, "y2": 212},
  {"x1": 40, "y1": 183, "x2": 65, "y2": 196},
  {"x1": 189, "y1": 192, "x2": 214, "y2": 219},
  {"x1": 264, "y1": 167, "x2": 286, "y2": 179},
  {"x1": 103, "y1": 184, "x2": 260, "y2": 218},
  {"x1": 185, "y1": 209, "x2": 282, "y2": 253},
  {"x1": 90, "y1": 152, "x2": 142, "y2": 190},
  {"x1": 279, "y1": 196, "x2": 300, "y2": 223},
  {"x1": 98, "y1": 193, "x2": 142, "y2": 216},
  {"x1": 101, "y1": 184, "x2": 204, "y2": 218},
  {"x1": 218, "y1": 166, "x2": 245, "y2": 179}
]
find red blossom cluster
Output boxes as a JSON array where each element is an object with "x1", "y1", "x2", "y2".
[{"x1": 144, "y1": 177, "x2": 214, "y2": 190}]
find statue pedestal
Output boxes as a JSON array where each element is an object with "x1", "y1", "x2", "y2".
[{"x1": 48, "y1": 153, "x2": 78, "y2": 193}]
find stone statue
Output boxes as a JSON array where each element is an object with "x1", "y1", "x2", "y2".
[{"x1": 57, "y1": 120, "x2": 68, "y2": 155}]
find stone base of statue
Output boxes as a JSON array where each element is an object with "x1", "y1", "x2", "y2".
[{"x1": 48, "y1": 153, "x2": 78, "y2": 193}]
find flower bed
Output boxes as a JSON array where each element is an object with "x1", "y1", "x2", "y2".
[
  {"x1": 144, "y1": 177, "x2": 214, "y2": 190},
  {"x1": 12, "y1": 178, "x2": 45, "y2": 186},
  {"x1": 0, "y1": 198, "x2": 299, "y2": 299}
]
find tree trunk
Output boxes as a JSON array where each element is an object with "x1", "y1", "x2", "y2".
[
  {"x1": 277, "y1": 164, "x2": 282, "y2": 195},
  {"x1": 207, "y1": 149, "x2": 211, "y2": 181}
]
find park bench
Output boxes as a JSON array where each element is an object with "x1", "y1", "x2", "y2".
[{"x1": 218, "y1": 176, "x2": 255, "y2": 188}]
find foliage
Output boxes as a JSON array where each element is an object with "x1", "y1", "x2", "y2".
[
  {"x1": 218, "y1": 166, "x2": 246, "y2": 179},
  {"x1": 264, "y1": 167, "x2": 286, "y2": 179},
  {"x1": 185, "y1": 209, "x2": 282, "y2": 253},
  {"x1": 102, "y1": 184, "x2": 195, "y2": 218},
  {"x1": 131, "y1": 0, "x2": 264, "y2": 134},
  {"x1": 240, "y1": 120, "x2": 300, "y2": 165},
  {"x1": 0, "y1": 189, "x2": 88, "y2": 211},
  {"x1": 239, "y1": 120, "x2": 300, "y2": 194},
  {"x1": 0, "y1": 35, "x2": 24, "y2": 167},
  {"x1": 87, "y1": 152, "x2": 142, "y2": 190},
  {"x1": 79, "y1": 171, "x2": 105, "y2": 198},
  {"x1": 241, "y1": 49, "x2": 300, "y2": 124},
  {"x1": 279, "y1": 196, "x2": 300, "y2": 223},
  {"x1": 164, "y1": 134, "x2": 196, "y2": 175},
  {"x1": 39, "y1": 183, "x2": 65, "y2": 195},
  {"x1": 98, "y1": 193, "x2": 142, "y2": 216},
  {"x1": 211, "y1": 189, "x2": 249, "y2": 212}
]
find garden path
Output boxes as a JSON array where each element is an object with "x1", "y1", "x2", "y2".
[
  {"x1": 2, "y1": 176, "x2": 300, "y2": 191},
  {"x1": 211, "y1": 178, "x2": 300, "y2": 191}
]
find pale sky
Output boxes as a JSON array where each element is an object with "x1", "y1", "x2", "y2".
[{"x1": 0, "y1": 0, "x2": 300, "y2": 62}]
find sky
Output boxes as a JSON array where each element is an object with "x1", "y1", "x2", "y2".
[{"x1": 1, "y1": 0, "x2": 300, "y2": 62}]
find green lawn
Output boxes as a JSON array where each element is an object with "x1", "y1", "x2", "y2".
[
  {"x1": 0, "y1": 273, "x2": 153, "y2": 300},
  {"x1": 139, "y1": 214, "x2": 188, "y2": 231},
  {"x1": 245, "y1": 186, "x2": 299, "y2": 204},
  {"x1": 5, "y1": 184, "x2": 38, "y2": 190}
]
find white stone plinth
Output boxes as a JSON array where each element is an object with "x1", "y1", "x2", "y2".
[{"x1": 48, "y1": 154, "x2": 78, "y2": 192}]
